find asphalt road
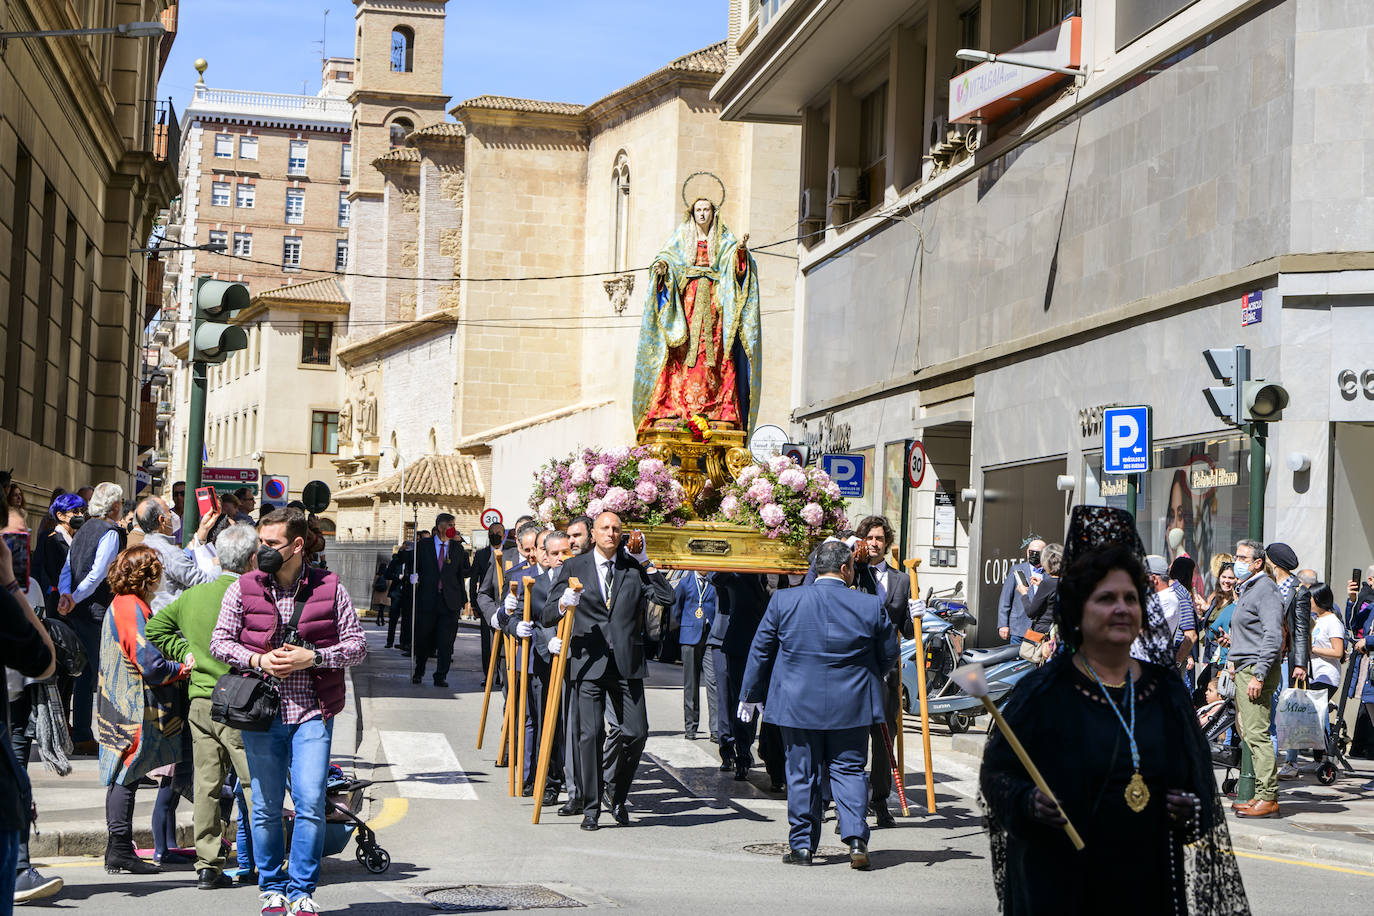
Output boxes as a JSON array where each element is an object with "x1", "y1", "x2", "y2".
[{"x1": 33, "y1": 625, "x2": 1374, "y2": 914}]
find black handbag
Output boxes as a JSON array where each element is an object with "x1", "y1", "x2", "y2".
[
  {"x1": 210, "y1": 594, "x2": 305, "y2": 731},
  {"x1": 210, "y1": 669, "x2": 279, "y2": 731}
]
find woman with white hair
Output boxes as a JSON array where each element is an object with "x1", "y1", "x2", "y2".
[{"x1": 57, "y1": 481, "x2": 125, "y2": 753}]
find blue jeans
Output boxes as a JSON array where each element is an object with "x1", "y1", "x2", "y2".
[{"x1": 241, "y1": 715, "x2": 333, "y2": 902}]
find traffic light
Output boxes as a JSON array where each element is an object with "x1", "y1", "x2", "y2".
[
  {"x1": 1202, "y1": 346, "x2": 1246, "y2": 426},
  {"x1": 191, "y1": 277, "x2": 249, "y2": 364},
  {"x1": 1241, "y1": 379, "x2": 1289, "y2": 422}
]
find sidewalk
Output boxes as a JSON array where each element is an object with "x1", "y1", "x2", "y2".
[
  {"x1": 26, "y1": 665, "x2": 363, "y2": 859},
  {"x1": 949, "y1": 725, "x2": 1374, "y2": 868}
]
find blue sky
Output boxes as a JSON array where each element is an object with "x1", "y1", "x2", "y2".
[{"x1": 161, "y1": 1, "x2": 729, "y2": 114}]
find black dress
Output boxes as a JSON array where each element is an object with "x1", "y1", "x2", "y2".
[{"x1": 981, "y1": 658, "x2": 1193, "y2": 915}]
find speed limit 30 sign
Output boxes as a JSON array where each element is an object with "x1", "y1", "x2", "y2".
[
  {"x1": 480, "y1": 507, "x2": 504, "y2": 529},
  {"x1": 907, "y1": 440, "x2": 927, "y2": 488}
]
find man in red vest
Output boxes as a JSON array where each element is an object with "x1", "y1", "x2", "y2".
[{"x1": 211, "y1": 507, "x2": 367, "y2": 916}]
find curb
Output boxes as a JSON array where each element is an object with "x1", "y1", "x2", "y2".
[
  {"x1": 951, "y1": 733, "x2": 987, "y2": 759},
  {"x1": 1227, "y1": 823, "x2": 1374, "y2": 869},
  {"x1": 32, "y1": 823, "x2": 194, "y2": 858}
]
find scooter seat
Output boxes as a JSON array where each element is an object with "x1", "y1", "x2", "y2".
[{"x1": 960, "y1": 644, "x2": 1022, "y2": 667}]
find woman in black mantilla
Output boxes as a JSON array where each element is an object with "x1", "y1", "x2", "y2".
[{"x1": 979, "y1": 506, "x2": 1249, "y2": 916}]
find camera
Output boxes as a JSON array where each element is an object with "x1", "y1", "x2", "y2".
[{"x1": 281, "y1": 628, "x2": 317, "y2": 652}]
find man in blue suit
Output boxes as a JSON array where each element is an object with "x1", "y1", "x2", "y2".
[
  {"x1": 673, "y1": 570, "x2": 718, "y2": 741},
  {"x1": 997, "y1": 536, "x2": 1045, "y2": 644},
  {"x1": 739, "y1": 540, "x2": 897, "y2": 869}
]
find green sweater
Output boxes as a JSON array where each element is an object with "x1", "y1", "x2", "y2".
[{"x1": 145, "y1": 572, "x2": 239, "y2": 702}]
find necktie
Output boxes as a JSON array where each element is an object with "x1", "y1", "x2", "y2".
[
  {"x1": 874, "y1": 565, "x2": 886, "y2": 600},
  {"x1": 603, "y1": 560, "x2": 614, "y2": 608}
]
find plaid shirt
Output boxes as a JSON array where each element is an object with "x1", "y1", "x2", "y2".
[{"x1": 210, "y1": 567, "x2": 367, "y2": 724}]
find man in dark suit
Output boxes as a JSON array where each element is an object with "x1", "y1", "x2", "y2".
[
  {"x1": 485, "y1": 523, "x2": 541, "y2": 753},
  {"x1": 672, "y1": 570, "x2": 718, "y2": 741},
  {"x1": 540, "y1": 512, "x2": 674, "y2": 831},
  {"x1": 469, "y1": 523, "x2": 506, "y2": 688},
  {"x1": 739, "y1": 539, "x2": 898, "y2": 869},
  {"x1": 713, "y1": 572, "x2": 770, "y2": 781},
  {"x1": 412, "y1": 513, "x2": 471, "y2": 687},
  {"x1": 497, "y1": 530, "x2": 569, "y2": 802},
  {"x1": 705, "y1": 576, "x2": 735, "y2": 770},
  {"x1": 855, "y1": 515, "x2": 916, "y2": 827}
]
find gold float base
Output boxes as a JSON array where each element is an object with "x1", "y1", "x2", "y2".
[
  {"x1": 641, "y1": 521, "x2": 811, "y2": 574},
  {"x1": 636, "y1": 421, "x2": 751, "y2": 518}
]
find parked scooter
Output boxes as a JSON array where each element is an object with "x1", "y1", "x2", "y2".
[{"x1": 899, "y1": 582, "x2": 1035, "y2": 733}]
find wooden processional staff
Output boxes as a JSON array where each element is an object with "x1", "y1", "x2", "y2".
[
  {"x1": 531, "y1": 577, "x2": 582, "y2": 824},
  {"x1": 904, "y1": 557, "x2": 938, "y2": 814},
  {"x1": 475, "y1": 549, "x2": 505, "y2": 750}
]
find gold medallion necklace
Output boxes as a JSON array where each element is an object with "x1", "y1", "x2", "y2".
[{"x1": 1082, "y1": 658, "x2": 1150, "y2": 814}]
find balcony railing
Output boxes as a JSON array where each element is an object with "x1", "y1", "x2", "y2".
[
  {"x1": 189, "y1": 86, "x2": 352, "y2": 122},
  {"x1": 145, "y1": 98, "x2": 181, "y2": 173}
]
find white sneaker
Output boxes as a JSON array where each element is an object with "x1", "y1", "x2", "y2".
[
  {"x1": 260, "y1": 892, "x2": 290, "y2": 915},
  {"x1": 1277, "y1": 764, "x2": 1300, "y2": 780},
  {"x1": 291, "y1": 897, "x2": 321, "y2": 914}
]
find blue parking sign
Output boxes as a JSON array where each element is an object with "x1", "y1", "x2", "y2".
[
  {"x1": 1103, "y1": 406, "x2": 1152, "y2": 474},
  {"x1": 820, "y1": 453, "x2": 866, "y2": 498}
]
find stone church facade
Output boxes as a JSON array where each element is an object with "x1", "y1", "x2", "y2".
[{"x1": 333, "y1": 0, "x2": 799, "y2": 540}]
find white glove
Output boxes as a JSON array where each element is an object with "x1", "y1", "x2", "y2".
[
  {"x1": 409, "y1": 573, "x2": 419, "y2": 584},
  {"x1": 488, "y1": 614, "x2": 501, "y2": 629},
  {"x1": 908, "y1": 598, "x2": 927, "y2": 620},
  {"x1": 515, "y1": 620, "x2": 535, "y2": 639},
  {"x1": 503, "y1": 593, "x2": 519, "y2": 612},
  {"x1": 737, "y1": 701, "x2": 763, "y2": 723},
  {"x1": 548, "y1": 635, "x2": 563, "y2": 655},
  {"x1": 630, "y1": 544, "x2": 650, "y2": 565},
  {"x1": 558, "y1": 587, "x2": 581, "y2": 613}
]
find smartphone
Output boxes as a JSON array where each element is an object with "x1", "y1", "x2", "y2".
[
  {"x1": 195, "y1": 486, "x2": 220, "y2": 518},
  {"x1": 1355, "y1": 568, "x2": 1363, "y2": 586},
  {"x1": 1014, "y1": 570, "x2": 1030, "y2": 589}
]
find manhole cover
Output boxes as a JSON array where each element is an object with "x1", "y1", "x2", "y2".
[
  {"x1": 743, "y1": 842, "x2": 848, "y2": 857},
  {"x1": 421, "y1": 884, "x2": 584, "y2": 912}
]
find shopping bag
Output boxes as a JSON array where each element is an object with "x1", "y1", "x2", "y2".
[{"x1": 1274, "y1": 686, "x2": 1329, "y2": 751}]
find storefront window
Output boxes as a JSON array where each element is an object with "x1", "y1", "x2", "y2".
[{"x1": 1084, "y1": 434, "x2": 1249, "y2": 592}]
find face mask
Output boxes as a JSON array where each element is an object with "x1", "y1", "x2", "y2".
[
  {"x1": 1027, "y1": 550, "x2": 1041, "y2": 567},
  {"x1": 68, "y1": 514, "x2": 86, "y2": 530},
  {"x1": 1233, "y1": 560, "x2": 1252, "y2": 581},
  {"x1": 258, "y1": 543, "x2": 292, "y2": 575}
]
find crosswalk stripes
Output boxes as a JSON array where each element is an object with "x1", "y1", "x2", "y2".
[{"x1": 377, "y1": 730, "x2": 479, "y2": 800}]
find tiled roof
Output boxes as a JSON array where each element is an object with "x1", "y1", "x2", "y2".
[
  {"x1": 408, "y1": 122, "x2": 466, "y2": 140},
  {"x1": 338, "y1": 454, "x2": 484, "y2": 501},
  {"x1": 458, "y1": 95, "x2": 584, "y2": 116},
  {"x1": 256, "y1": 276, "x2": 348, "y2": 305},
  {"x1": 374, "y1": 148, "x2": 421, "y2": 165},
  {"x1": 667, "y1": 42, "x2": 727, "y2": 74}
]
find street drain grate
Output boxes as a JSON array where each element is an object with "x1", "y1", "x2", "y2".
[
  {"x1": 743, "y1": 842, "x2": 848, "y2": 857},
  {"x1": 421, "y1": 884, "x2": 584, "y2": 912}
]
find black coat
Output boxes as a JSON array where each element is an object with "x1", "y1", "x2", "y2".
[
  {"x1": 416, "y1": 535, "x2": 469, "y2": 615},
  {"x1": 712, "y1": 573, "x2": 770, "y2": 657},
  {"x1": 539, "y1": 550, "x2": 674, "y2": 682}
]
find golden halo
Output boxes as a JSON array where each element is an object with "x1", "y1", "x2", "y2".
[{"x1": 681, "y1": 171, "x2": 726, "y2": 210}]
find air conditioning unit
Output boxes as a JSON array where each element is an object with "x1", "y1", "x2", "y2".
[
  {"x1": 799, "y1": 187, "x2": 824, "y2": 222},
  {"x1": 828, "y1": 166, "x2": 861, "y2": 203}
]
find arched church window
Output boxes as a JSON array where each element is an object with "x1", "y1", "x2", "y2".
[
  {"x1": 611, "y1": 153, "x2": 630, "y2": 272},
  {"x1": 389, "y1": 118, "x2": 414, "y2": 149},
  {"x1": 390, "y1": 26, "x2": 415, "y2": 73}
]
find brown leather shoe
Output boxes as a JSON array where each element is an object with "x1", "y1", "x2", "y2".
[
  {"x1": 1229, "y1": 799, "x2": 1255, "y2": 813},
  {"x1": 1235, "y1": 799, "x2": 1280, "y2": 818}
]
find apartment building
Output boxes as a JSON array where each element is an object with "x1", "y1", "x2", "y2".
[
  {"x1": 0, "y1": 0, "x2": 181, "y2": 518},
  {"x1": 714, "y1": 0, "x2": 1374, "y2": 640},
  {"x1": 165, "y1": 59, "x2": 353, "y2": 510}
]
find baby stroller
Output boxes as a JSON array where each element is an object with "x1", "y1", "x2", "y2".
[
  {"x1": 284, "y1": 765, "x2": 391, "y2": 873},
  {"x1": 1198, "y1": 696, "x2": 1242, "y2": 795}
]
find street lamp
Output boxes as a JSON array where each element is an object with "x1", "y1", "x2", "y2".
[
  {"x1": 0, "y1": 21, "x2": 167, "y2": 40},
  {"x1": 955, "y1": 48, "x2": 1086, "y2": 85}
]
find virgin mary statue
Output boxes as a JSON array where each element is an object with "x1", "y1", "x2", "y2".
[{"x1": 633, "y1": 174, "x2": 762, "y2": 434}]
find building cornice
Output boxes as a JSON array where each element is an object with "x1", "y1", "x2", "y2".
[
  {"x1": 349, "y1": 88, "x2": 452, "y2": 109},
  {"x1": 337, "y1": 309, "x2": 459, "y2": 366}
]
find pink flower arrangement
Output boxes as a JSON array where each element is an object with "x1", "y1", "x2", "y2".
[
  {"x1": 710, "y1": 456, "x2": 848, "y2": 546},
  {"x1": 529, "y1": 446, "x2": 688, "y2": 527}
]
